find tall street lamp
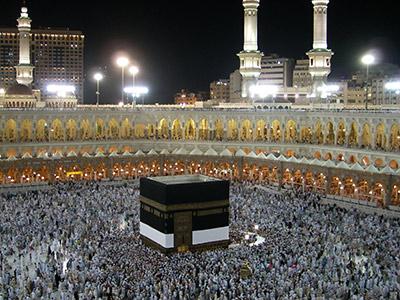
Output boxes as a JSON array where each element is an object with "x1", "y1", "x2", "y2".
[
  {"x1": 116, "y1": 57, "x2": 129, "y2": 104},
  {"x1": 129, "y1": 66, "x2": 139, "y2": 105},
  {"x1": 361, "y1": 54, "x2": 375, "y2": 110},
  {"x1": 94, "y1": 73, "x2": 103, "y2": 106}
]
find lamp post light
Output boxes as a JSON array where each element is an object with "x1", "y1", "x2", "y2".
[
  {"x1": 129, "y1": 66, "x2": 139, "y2": 105},
  {"x1": 93, "y1": 73, "x2": 103, "y2": 106},
  {"x1": 361, "y1": 54, "x2": 375, "y2": 110},
  {"x1": 116, "y1": 57, "x2": 129, "y2": 104},
  {"x1": 123, "y1": 86, "x2": 149, "y2": 107}
]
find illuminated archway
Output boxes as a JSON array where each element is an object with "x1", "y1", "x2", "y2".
[
  {"x1": 112, "y1": 163, "x2": 123, "y2": 178},
  {"x1": 147, "y1": 123, "x2": 156, "y2": 139},
  {"x1": 314, "y1": 121, "x2": 324, "y2": 144},
  {"x1": 372, "y1": 182, "x2": 385, "y2": 206},
  {"x1": 184, "y1": 119, "x2": 196, "y2": 140},
  {"x1": 390, "y1": 124, "x2": 400, "y2": 151},
  {"x1": 20, "y1": 119, "x2": 33, "y2": 142},
  {"x1": 83, "y1": 165, "x2": 94, "y2": 181},
  {"x1": 270, "y1": 120, "x2": 281, "y2": 142},
  {"x1": 269, "y1": 167, "x2": 279, "y2": 183},
  {"x1": 5, "y1": 167, "x2": 18, "y2": 184},
  {"x1": 95, "y1": 119, "x2": 106, "y2": 140},
  {"x1": 199, "y1": 119, "x2": 209, "y2": 140},
  {"x1": 255, "y1": 120, "x2": 267, "y2": 141},
  {"x1": 361, "y1": 123, "x2": 371, "y2": 148},
  {"x1": 357, "y1": 179, "x2": 369, "y2": 201},
  {"x1": 240, "y1": 119, "x2": 253, "y2": 141},
  {"x1": 348, "y1": 122, "x2": 358, "y2": 147},
  {"x1": 158, "y1": 119, "x2": 169, "y2": 139},
  {"x1": 121, "y1": 118, "x2": 132, "y2": 139},
  {"x1": 215, "y1": 119, "x2": 224, "y2": 141},
  {"x1": 37, "y1": 166, "x2": 50, "y2": 182},
  {"x1": 36, "y1": 119, "x2": 48, "y2": 141},
  {"x1": 108, "y1": 119, "x2": 120, "y2": 139},
  {"x1": 344, "y1": 177, "x2": 355, "y2": 197},
  {"x1": 326, "y1": 122, "x2": 335, "y2": 145},
  {"x1": 80, "y1": 119, "x2": 92, "y2": 140},
  {"x1": 51, "y1": 119, "x2": 64, "y2": 141},
  {"x1": 282, "y1": 168, "x2": 292, "y2": 185},
  {"x1": 54, "y1": 166, "x2": 67, "y2": 181},
  {"x1": 227, "y1": 119, "x2": 238, "y2": 140},
  {"x1": 171, "y1": 119, "x2": 182, "y2": 140},
  {"x1": 337, "y1": 122, "x2": 346, "y2": 146},
  {"x1": 293, "y1": 170, "x2": 303, "y2": 187},
  {"x1": 375, "y1": 123, "x2": 386, "y2": 150},
  {"x1": 330, "y1": 177, "x2": 341, "y2": 195},
  {"x1": 66, "y1": 119, "x2": 78, "y2": 141},
  {"x1": 95, "y1": 163, "x2": 107, "y2": 180},
  {"x1": 300, "y1": 126, "x2": 312, "y2": 143},
  {"x1": 21, "y1": 167, "x2": 34, "y2": 183},
  {"x1": 305, "y1": 171, "x2": 315, "y2": 191},
  {"x1": 316, "y1": 173, "x2": 327, "y2": 193},
  {"x1": 285, "y1": 120, "x2": 297, "y2": 143},
  {"x1": 4, "y1": 119, "x2": 17, "y2": 142},
  {"x1": 134, "y1": 123, "x2": 146, "y2": 139}
]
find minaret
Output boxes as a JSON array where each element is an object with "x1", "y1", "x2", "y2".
[
  {"x1": 237, "y1": 0, "x2": 263, "y2": 101},
  {"x1": 15, "y1": 5, "x2": 34, "y2": 86},
  {"x1": 306, "y1": 0, "x2": 333, "y2": 100}
]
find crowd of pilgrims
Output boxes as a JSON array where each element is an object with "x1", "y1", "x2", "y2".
[{"x1": 0, "y1": 180, "x2": 399, "y2": 299}]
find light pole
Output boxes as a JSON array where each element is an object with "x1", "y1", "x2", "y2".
[
  {"x1": 116, "y1": 57, "x2": 129, "y2": 104},
  {"x1": 129, "y1": 66, "x2": 139, "y2": 106},
  {"x1": 94, "y1": 73, "x2": 103, "y2": 106},
  {"x1": 361, "y1": 54, "x2": 375, "y2": 110}
]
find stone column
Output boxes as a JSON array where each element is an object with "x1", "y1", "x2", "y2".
[
  {"x1": 278, "y1": 161, "x2": 284, "y2": 191},
  {"x1": 237, "y1": 157, "x2": 244, "y2": 180},
  {"x1": 384, "y1": 175, "x2": 394, "y2": 207},
  {"x1": 325, "y1": 169, "x2": 332, "y2": 196}
]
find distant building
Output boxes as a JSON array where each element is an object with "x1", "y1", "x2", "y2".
[
  {"x1": 344, "y1": 64, "x2": 400, "y2": 106},
  {"x1": 0, "y1": 27, "x2": 84, "y2": 102},
  {"x1": 210, "y1": 79, "x2": 230, "y2": 102},
  {"x1": 195, "y1": 91, "x2": 210, "y2": 102},
  {"x1": 229, "y1": 70, "x2": 242, "y2": 103},
  {"x1": 258, "y1": 54, "x2": 294, "y2": 88},
  {"x1": 293, "y1": 59, "x2": 312, "y2": 88},
  {"x1": 342, "y1": 81, "x2": 365, "y2": 106},
  {"x1": 372, "y1": 77, "x2": 400, "y2": 105},
  {"x1": 174, "y1": 89, "x2": 197, "y2": 105}
]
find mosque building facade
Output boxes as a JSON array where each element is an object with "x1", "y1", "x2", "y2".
[{"x1": 0, "y1": 2, "x2": 400, "y2": 210}]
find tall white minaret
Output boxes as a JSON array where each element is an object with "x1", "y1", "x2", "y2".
[
  {"x1": 237, "y1": 0, "x2": 263, "y2": 101},
  {"x1": 306, "y1": 0, "x2": 333, "y2": 100},
  {"x1": 15, "y1": 5, "x2": 34, "y2": 86}
]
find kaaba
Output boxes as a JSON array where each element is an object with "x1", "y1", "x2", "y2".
[{"x1": 139, "y1": 175, "x2": 230, "y2": 253}]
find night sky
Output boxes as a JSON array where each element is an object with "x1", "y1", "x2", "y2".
[{"x1": 1, "y1": 0, "x2": 399, "y2": 104}]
